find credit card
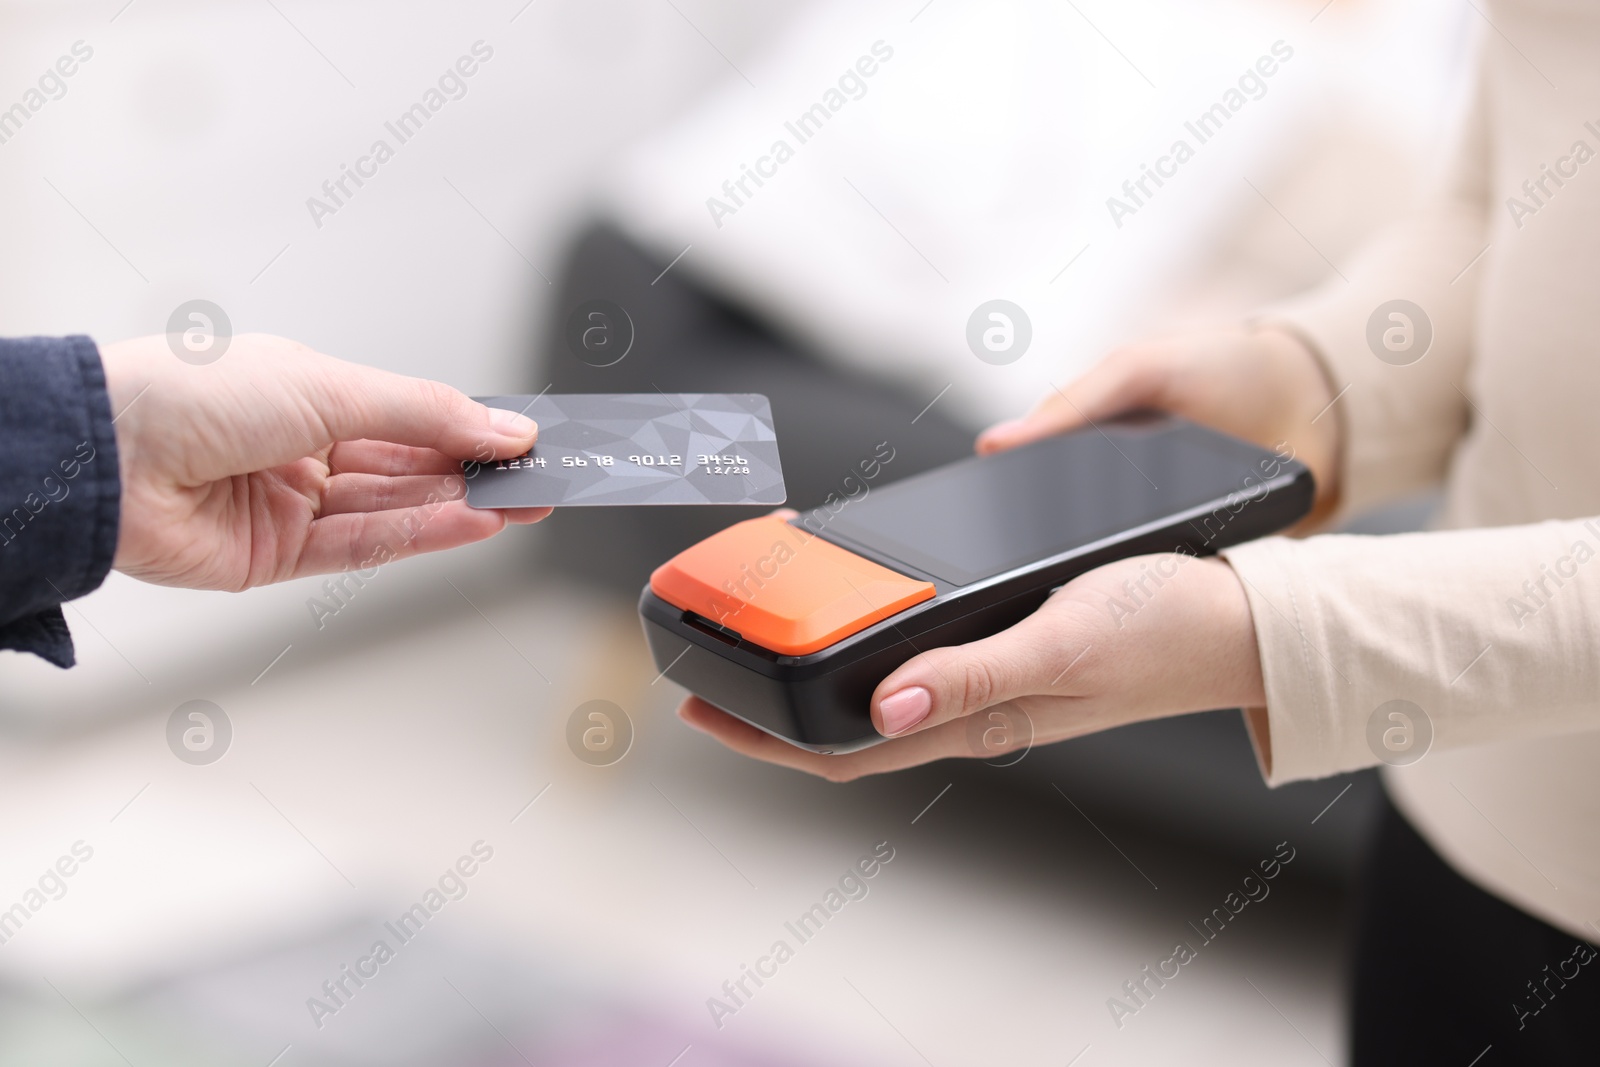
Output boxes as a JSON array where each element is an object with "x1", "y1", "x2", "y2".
[{"x1": 464, "y1": 393, "x2": 786, "y2": 507}]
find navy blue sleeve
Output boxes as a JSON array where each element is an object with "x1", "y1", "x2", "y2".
[{"x1": 0, "y1": 336, "x2": 122, "y2": 667}]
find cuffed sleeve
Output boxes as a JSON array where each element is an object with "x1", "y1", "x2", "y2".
[
  {"x1": 0, "y1": 336, "x2": 122, "y2": 667},
  {"x1": 1256, "y1": 65, "x2": 1492, "y2": 525},
  {"x1": 1222, "y1": 519, "x2": 1600, "y2": 785}
]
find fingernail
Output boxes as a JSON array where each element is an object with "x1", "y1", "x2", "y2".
[
  {"x1": 489, "y1": 409, "x2": 537, "y2": 437},
  {"x1": 878, "y1": 686, "x2": 932, "y2": 736}
]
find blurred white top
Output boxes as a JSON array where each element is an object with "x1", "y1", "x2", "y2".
[{"x1": 601, "y1": 0, "x2": 1471, "y2": 425}]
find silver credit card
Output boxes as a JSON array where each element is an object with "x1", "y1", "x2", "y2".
[{"x1": 464, "y1": 393, "x2": 786, "y2": 507}]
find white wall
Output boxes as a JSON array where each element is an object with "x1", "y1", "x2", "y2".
[{"x1": 0, "y1": 0, "x2": 807, "y2": 387}]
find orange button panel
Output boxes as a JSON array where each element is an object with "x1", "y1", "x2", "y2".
[{"x1": 649, "y1": 515, "x2": 935, "y2": 656}]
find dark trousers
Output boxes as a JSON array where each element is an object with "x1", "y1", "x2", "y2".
[
  {"x1": 535, "y1": 224, "x2": 976, "y2": 596},
  {"x1": 1352, "y1": 795, "x2": 1600, "y2": 1065}
]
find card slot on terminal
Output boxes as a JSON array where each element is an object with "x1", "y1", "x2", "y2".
[{"x1": 681, "y1": 611, "x2": 742, "y2": 646}]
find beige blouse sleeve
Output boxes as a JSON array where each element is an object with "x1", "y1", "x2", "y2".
[
  {"x1": 1222, "y1": 521, "x2": 1600, "y2": 784},
  {"x1": 1217, "y1": 67, "x2": 1600, "y2": 783},
  {"x1": 1257, "y1": 62, "x2": 1492, "y2": 524}
]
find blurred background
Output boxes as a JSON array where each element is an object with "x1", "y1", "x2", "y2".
[{"x1": 0, "y1": 0, "x2": 1465, "y2": 1062}]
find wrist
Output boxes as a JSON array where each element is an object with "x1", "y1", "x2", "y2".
[
  {"x1": 1249, "y1": 323, "x2": 1343, "y2": 521},
  {"x1": 1074, "y1": 553, "x2": 1265, "y2": 719},
  {"x1": 1130, "y1": 555, "x2": 1265, "y2": 713},
  {"x1": 97, "y1": 338, "x2": 167, "y2": 573},
  {"x1": 97, "y1": 337, "x2": 152, "y2": 472},
  {"x1": 1181, "y1": 556, "x2": 1266, "y2": 711}
]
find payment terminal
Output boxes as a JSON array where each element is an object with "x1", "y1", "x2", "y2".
[{"x1": 640, "y1": 416, "x2": 1312, "y2": 752}]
